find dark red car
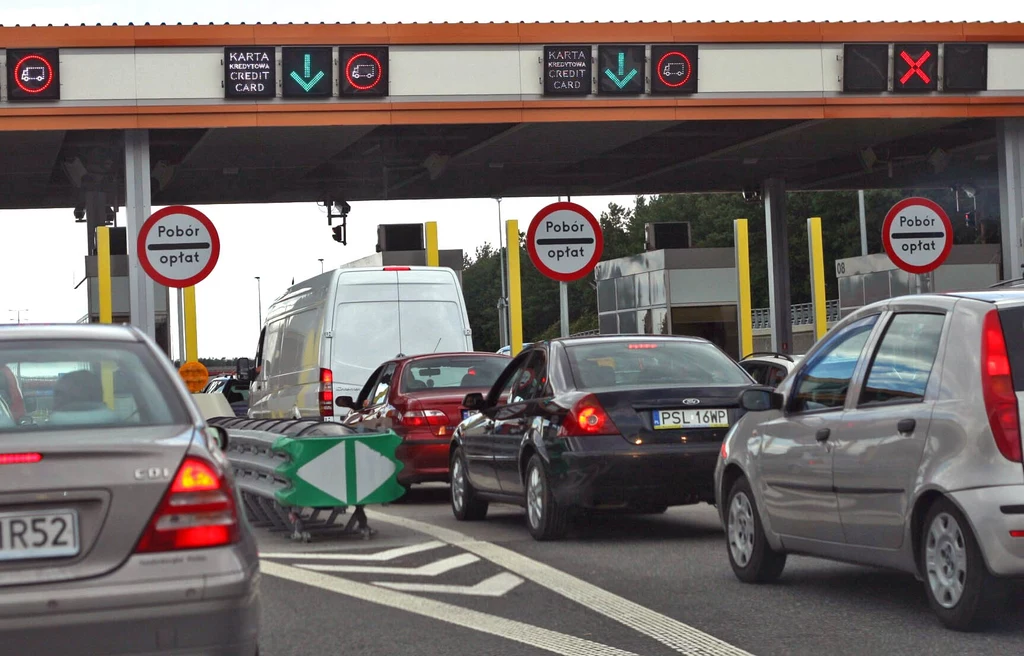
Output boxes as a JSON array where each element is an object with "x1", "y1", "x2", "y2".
[{"x1": 340, "y1": 352, "x2": 511, "y2": 487}]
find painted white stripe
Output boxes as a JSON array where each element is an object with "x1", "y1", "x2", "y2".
[
  {"x1": 261, "y1": 560, "x2": 642, "y2": 656},
  {"x1": 374, "y1": 572, "x2": 524, "y2": 597},
  {"x1": 296, "y1": 552, "x2": 479, "y2": 576},
  {"x1": 260, "y1": 540, "x2": 445, "y2": 561},
  {"x1": 366, "y1": 510, "x2": 752, "y2": 656}
]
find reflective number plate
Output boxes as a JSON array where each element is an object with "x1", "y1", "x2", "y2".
[
  {"x1": 652, "y1": 409, "x2": 729, "y2": 430},
  {"x1": 0, "y1": 509, "x2": 79, "y2": 561}
]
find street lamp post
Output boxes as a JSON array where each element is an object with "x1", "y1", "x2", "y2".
[
  {"x1": 254, "y1": 277, "x2": 262, "y2": 327},
  {"x1": 318, "y1": 258, "x2": 324, "y2": 274}
]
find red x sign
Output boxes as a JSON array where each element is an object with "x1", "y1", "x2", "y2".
[{"x1": 900, "y1": 50, "x2": 932, "y2": 85}]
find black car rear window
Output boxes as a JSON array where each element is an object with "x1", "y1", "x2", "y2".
[
  {"x1": 400, "y1": 355, "x2": 509, "y2": 392},
  {"x1": 566, "y1": 339, "x2": 752, "y2": 388}
]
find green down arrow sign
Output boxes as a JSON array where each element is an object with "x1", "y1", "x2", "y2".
[
  {"x1": 604, "y1": 52, "x2": 638, "y2": 89},
  {"x1": 273, "y1": 432, "x2": 406, "y2": 507},
  {"x1": 289, "y1": 53, "x2": 326, "y2": 92}
]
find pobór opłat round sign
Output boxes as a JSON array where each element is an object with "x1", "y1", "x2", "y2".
[
  {"x1": 881, "y1": 197, "x2": 953, "y2": 275},
  {"x1": 526, "y1": 202, "x2": 604, "y2": 282},
  {"x1": 138, "y1": 205, "x2": 220, "y2": 288}
]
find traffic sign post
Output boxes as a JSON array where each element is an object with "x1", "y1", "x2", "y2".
[
  {"x1": 137, "y1": 205, "x2": 220, "y2": 371},
  {"x1": 527, "y1": 202, "x2": 604, "y2": 338},
  {"x1": 881, "y1": 197, "x2": 953, "y2": 274}
]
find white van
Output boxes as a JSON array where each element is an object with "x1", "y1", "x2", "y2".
[{"x1": 245, "y1": 266, "x2": 473, "y2": 420}]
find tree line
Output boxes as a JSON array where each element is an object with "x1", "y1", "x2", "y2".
[{"x1": 461, "y1": 187, "x2": 1000, "y2": 353}]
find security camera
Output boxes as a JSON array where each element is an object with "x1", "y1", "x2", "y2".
[
  {"x1": 741, "y1": 188, "x2": 762, "y2": 203},
  {"x1": 73, "y1": 206, "x2": 85, "y2": 220},
  {"x1": 335, "y1": 200, "x2": 351, "y2": 217}
]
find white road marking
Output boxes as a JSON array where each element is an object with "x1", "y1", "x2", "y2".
[
  {"x1": 374, "y1": 571, "x2": 525, "y2": 597},
  {"x1": 366, "y1": 510, "x2": 753, "y2": 656},
  {"x1": 296, "y1": 552, "x2": 479, "y2": 576},
  {"x1": 261, "y1": 560, "x2": 642, "y2": 656},
  {"x1": 260, "y1": 540, "x2": 445, "y2": 561}
]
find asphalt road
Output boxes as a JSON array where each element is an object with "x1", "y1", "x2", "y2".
[{"x1": 257, "y1": 485, "x2": 1024, "y2": 656}]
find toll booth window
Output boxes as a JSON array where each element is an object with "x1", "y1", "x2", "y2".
[
  {"x1": 889, "y1": 269, "x2": 911, "y2": 297},
  {"x1": 615, "y1": 276, "x2": 637, "y2": 310},
  {"x1": 650, "y1": 272, "x2": 667, "y2": 306},
  {"x1": 640, "y1": 309, "x2": 654, "y2": 334},
  {"x1": 651, "y1": 308, "x2": 669, "y2": 335},
  {"x1": 863, "y1": 272, "x2": 891, "y2": 305},
  {"x1": 671, "y1": 305, "x2": 739, "y2": 361},
  {"x1": 838, "y1": 275, "x2": 865, "y2": 309},
  {"x1": 599, "y1": 313, "x2": 618, "y2": 335},
  {"x1": 618, "y1": 311, "x2": 638, "y2": 333},
  {"x1": 597, "y1": 279, "x2": 617, "y2": 312},
  {"x1": 635, "y1": 272, "x2": 651, "y2": 307}
]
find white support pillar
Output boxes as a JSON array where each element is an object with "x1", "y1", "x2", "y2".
[
  {"x1": 998, "y1": 119, "x2": 1024, "y2": 281},
  {"x1": 125, "y1": 129, "x2": 156, "y2": 340},
  {"x1": 763, "y1": 178, "x2": 793, "y2": 354}
]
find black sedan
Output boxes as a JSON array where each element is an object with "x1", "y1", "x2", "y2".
[{"x1": 449, "y1": 335, "x2": 759, "y2": 540}]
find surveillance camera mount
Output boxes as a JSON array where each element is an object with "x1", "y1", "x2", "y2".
[{"x1": 325, "y1": 199, "x2": 351, "y2": 245}]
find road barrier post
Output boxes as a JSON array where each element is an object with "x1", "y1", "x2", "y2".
[
  {"x1": 506, "y1": 219, "x2": 523, "y2": 356},
  {"x1": 425, "y1": 221, "x2": 439, "y2": 266},
  {"x1": 96, "y1": 226, "x2": 115, "y2": 409},
  {"x1": 807, "y1": 217, "x2": 827, "y2": 341}
]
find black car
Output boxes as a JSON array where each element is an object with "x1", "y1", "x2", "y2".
[{"x1": 449, "y1": 335, "x2": 758, "y2": 540}]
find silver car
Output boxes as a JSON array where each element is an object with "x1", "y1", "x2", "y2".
[
  {"x1": 0, "y1": 325, "x2": 260, "y2": 655},
  {"x1": 715, "y1": 292, "x2": 1024, "y2": 631}
]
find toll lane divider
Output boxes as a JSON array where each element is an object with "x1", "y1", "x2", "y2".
[{"x1": 208, "y1": 416, "x2": 405, "y2": 542}]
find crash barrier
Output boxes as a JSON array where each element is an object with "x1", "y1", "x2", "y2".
[{"x1": 207, "y1": 417, "x2": 405, "y2": 542}]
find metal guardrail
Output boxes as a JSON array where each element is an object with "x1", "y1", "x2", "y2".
[
  {"x1": 751, "y1": 300, "x2": 840, "y2": 331},
  {"x1": 209, "y1": 417, "x2": 404, "y2": 543}
]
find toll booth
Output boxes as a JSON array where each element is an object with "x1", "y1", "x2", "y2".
[
  {"x1": 835, "y1": 244, "x2": 1001, "y2": 319},
  {"x1": 83, "y1": 227, "x2": 171, "y2": 354},
  {"x1": 595, "y1": 248, "x2": 741, "y2": 359}
]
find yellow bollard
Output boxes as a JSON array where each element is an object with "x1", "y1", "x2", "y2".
[
  {"x1": 184, "y1": 286, "x2": 198, "y2": 363},
  {"x1": 506, "y1": 220, "x2": 523, "y2": 356},
  {"x1": 733, "y1": 219, "x2": 753, "y2": 358},
  {"x1": 96, "y1": 226, "x2": 115, "y2": 408},
  {"x1": 425, "y1": 221, "x2": 439, "y2": 267},
  {"x1": 807, "y1": 217, "x2": 828, "y2": 341}
]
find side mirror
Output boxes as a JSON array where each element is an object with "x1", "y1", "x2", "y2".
[
  {"x1": 235, "y1": 357, "x2": 251, "y2": 381},
  {"x1": 462, "y1": 392, "x2": 485, "y2": 411},
  {"x1": 208, "y1": 425, "x2": 229, "y2": 450},
  {"x1": 336, "y1": 396, "x2": 357, "y2": 410},
  {"x1": 739, "y1": 388, "x2": 784, "y2": 412}
]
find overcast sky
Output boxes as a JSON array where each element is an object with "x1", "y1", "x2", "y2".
[{"x1": 0, "y1": 1, "x2": 1018, "y2": 358}]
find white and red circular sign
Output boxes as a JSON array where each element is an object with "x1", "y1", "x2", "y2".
[
  {"x1": 656, "y1": 51, "x2": 693, "y2": 88},
  {"x1": 345, "y1": 52, "x2": 383, "y2": 91},
  {"x1": 526, "y1": 202, "x2": 604, "y2": 283},
  {"x1": 881, "y1": 197, "x2": 953, "y2": 274},
  {"x1": 13, "y1": 54, "x2": 54, "y2": 94},
  {"x1": 137, "y1": 205, "x2": 220, "y2": 288}
]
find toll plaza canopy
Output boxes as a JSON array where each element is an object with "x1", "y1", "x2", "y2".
[{"x1": 1, "y1": 20, "x2": 1023, "y2": 209}]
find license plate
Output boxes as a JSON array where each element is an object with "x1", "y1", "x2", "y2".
[
  {"x1": 0, "y1": 509, "x2": 79, "y2": 561},
  {"x1": 461, "y1": 410, "x2": 478, "y2": 421},
  {"x1": 652, "y1": 409, "x2": 729, "y2": 430}
]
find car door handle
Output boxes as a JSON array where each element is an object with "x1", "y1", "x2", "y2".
[
  {"x1": 898, "y1": 418, "x2": 916, "y2": 434},
  {"x1": 816, "y1": 428, "x2": 831, "y2": 442}
]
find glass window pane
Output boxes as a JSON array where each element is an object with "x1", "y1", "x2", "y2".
[
  {"x1": 597, "y1": 279, "x2": 617, "y2": 312},
  {"x1": 839, "y1": 275, "x2": 865, "y2": 310},
  {"x1": 650, "y1": 271, "x2": 667, "y2": 306},
  {"x1": 599, "y1": 313, "x2": 618, "y2": 335},
  {"x1": 616, "y1": 275, "x2": 636, "y2": 310},
  {"x1": 863, "y1": 272, "x2": 890, "y2": 304},
  {"x1": 618, "y1": 310, "x2": 638, "y2": 333},
  {"x1": 859, "y1": 313, "x2": 945, "y2": 406},
  {"x1": 400, "y1": 355, "x2": 509, "y2": 392},
  {"x1": 792, "y1": 315, "x2": 878, "y2": 412},
  {"x1": 639, "y1": 309, "x2": 653, "y2": 334},
  {"x1": 635, "y1": 272, "x2": 651, "y2": 307},
  {"x1": 566, "y1": 338, "x2": 751, "y2": 388},
  {"x1": 889, "y1": 269, "x2": 911, "y2": 297}
]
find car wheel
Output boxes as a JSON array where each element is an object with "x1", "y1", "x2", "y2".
[
  {"x1": 525, "y1": 454, "x2": 569, "y2": 541},
  {"x1": 450, "y1": 447, "x2": 487, "y2": 521},
  {"x1": 921, "y1": 498, "x2": 1005, "y2": 631},
  {"x1": 726, "y1": 476, "x2": 786, "y2": 583}
]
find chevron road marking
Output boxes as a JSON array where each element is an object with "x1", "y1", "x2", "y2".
[
  {"x1": 260, "y1": 540, "x2": 444, "y2": 561},
  {"x1": 295, "y1": 552, "x2": 479, "y2": 576},
  {"x1": 262, "y1": 560, "x2": 643, "y2": 656},
  {"x1": 373, "y1": 571, "x2": 525, "y2": 597}
]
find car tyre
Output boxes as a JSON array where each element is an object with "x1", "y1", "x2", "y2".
[
  {"x1": 525, "y1": 454, "x2": 569, "y2": 541},
  {"x1": 450, "y1": 447, "x2": 487, "y2": 521},
  {"x1": 921, "y1": 498, "x2": 1006, "y2": 631},
  {"x1": 726, "y1": 476, "x2": 786, "y2": 583}
]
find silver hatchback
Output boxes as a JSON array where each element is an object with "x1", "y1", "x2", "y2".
[
  {"x1": 715, "y1": 291, "x2": 1024, "y2": 631},
  {"x1": 0, "y1": 325, "x2": 260, "y2": 655}
]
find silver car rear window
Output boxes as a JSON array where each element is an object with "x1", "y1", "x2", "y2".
[{"x1": 0, "y1": 341, "x2": 190, "y2": 431}]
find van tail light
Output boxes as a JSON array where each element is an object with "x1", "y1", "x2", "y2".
[
  {"x1": 319, "y1": 368, "x2": 334, "y2": 417},
  {"x1": 558, "y1": 394, "x2": 618, "y2": 437},
  {"x1": 981, "y1": 310, "x2": 1022, "y2": 463},
  {"x1": 0, "y1": 452, "x2": 42, "y2": 465},
  {"x1": 383, "y1": 266, "x2": 411, "y2": 271},
  {"x1": 135, "y1": 455, "x2": 239, "y2": 553}
]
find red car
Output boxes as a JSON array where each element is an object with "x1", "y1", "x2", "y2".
[{"x1": 340, "y1": 352, "x2": 511, "y2": 487}]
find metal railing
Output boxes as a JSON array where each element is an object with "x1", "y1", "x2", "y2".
[{"x1": 751, "y1": 300, "x2": 840, "y2": 330}]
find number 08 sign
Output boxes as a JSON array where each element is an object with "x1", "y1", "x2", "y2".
[{"x1": 881, "y1": 197, "x2": 953, "y2": 275}]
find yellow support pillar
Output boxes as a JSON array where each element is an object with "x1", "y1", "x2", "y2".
[
  {"x1": 807, "y1": 217, "x2": 828, "y2": 341},
  {"x1": 506, "y1": 220, "x2": 523, "y2": 356},
  {"x1": 183, "y1": 286, "x2": 198, "y2": 362},
  {"x1": 425, "y1": 221, "x2": 439, "y2": 266},
  {"x1": 733, "y1": 219, "x2": 753, "y2": 358},
  {"x1": 96, "y1": 226, "x2": 115, "y2": 408}
]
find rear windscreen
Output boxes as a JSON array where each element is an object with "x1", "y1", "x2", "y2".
[
  {"x1": 400, "y1": 356, "x2": 509, "y2": 393},
  {"x1": 0, "y1": 340, "x2": 189, "y2": 432},
  {"x1": 565, "y1": 339, "x2": 752, "y2": 389},
  {"x1": 998, "y1": 305, "x2": 1024, "y2": 391}
]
